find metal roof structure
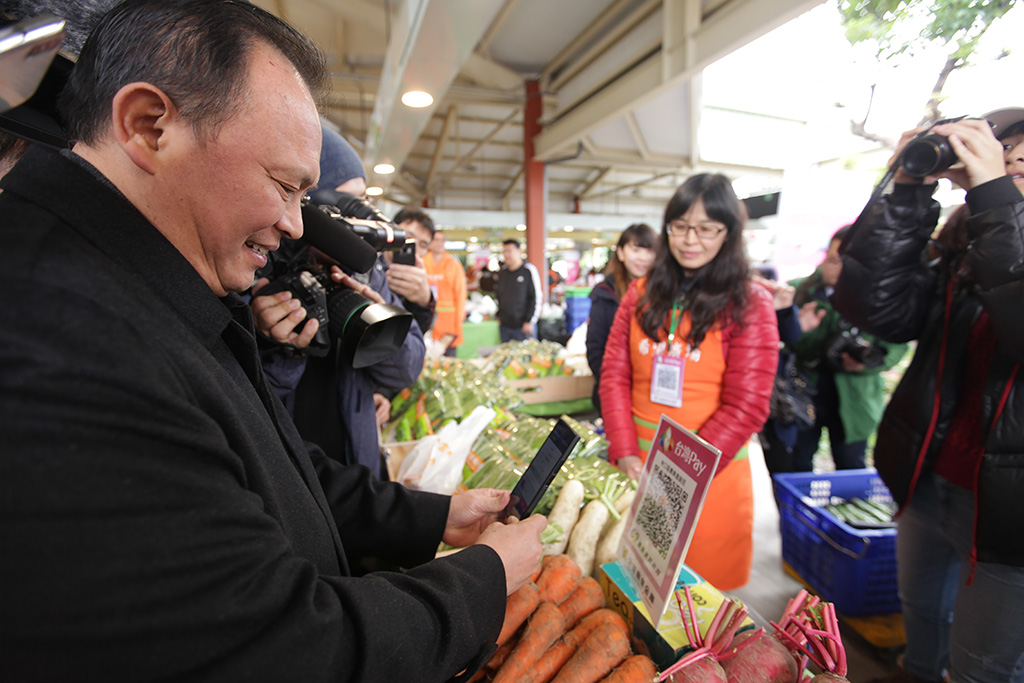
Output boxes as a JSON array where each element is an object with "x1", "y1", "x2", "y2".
[{"x1": 255, "y1": 0, "x2": 824, "y2": 229}]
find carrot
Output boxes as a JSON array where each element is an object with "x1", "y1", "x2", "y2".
[
  {"x1": 536, "y1": 554, "x2": 583, "y2": 605},
  {"x1": 497, "y1": 581, "x2": 540, "y2": 646},
  {"x1": 600, "y1": 654, "x2": 658, "y2": 682},
  {"x1": 485, "y1": 635, "x2": 518, "y2": 673},
  {"x1": 551, "y1": 621, "x2": 631, "y2": 683},
  {"x1": 522, "y1": 609, "x2": 628, "y2": 683},
  {"x1": 558, "y1": 576, "x2": 606, "y2": 630},
  {"x1": 493, "y1": 601, "x2": 566, "y2": 683},
  {"x1": 530, "y1": 565, "x2": 544, "y2": 584}
]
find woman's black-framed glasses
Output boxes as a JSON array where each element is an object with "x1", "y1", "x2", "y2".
[{"x1": 666, "y1": 220, "x2": 727, "y2": 241}]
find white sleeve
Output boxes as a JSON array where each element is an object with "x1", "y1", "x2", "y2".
[{"x1": 525, "y1": 262, "x2": 543, "y2": 324}]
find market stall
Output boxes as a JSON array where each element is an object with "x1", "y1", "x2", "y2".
[{"x1": 378, "y1": 341, "x2": 874, "y2": 682}]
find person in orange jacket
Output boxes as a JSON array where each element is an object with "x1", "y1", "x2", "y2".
[{"x1": 424, "y1": 225, "x2": 468, "y2": 356}]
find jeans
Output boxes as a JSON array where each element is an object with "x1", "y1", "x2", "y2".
[
  {"x1": 898, "y1": 472, "x2": 1024, "y2": 683},
  {"x1": 792, "y1": 370, "x2": 866, "y2": 471},
  {"x1": 499, "y1": 325, "x2": 527, "y2": 343}
]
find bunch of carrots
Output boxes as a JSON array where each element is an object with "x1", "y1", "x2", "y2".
[{"x1": 473, "y1": 554, "x2": 659, "y2": 683}]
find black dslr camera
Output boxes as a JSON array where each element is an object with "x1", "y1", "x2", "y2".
[
  {"x1": 900, "y1": 115, "x2": 993, "y2": 178},
  {"x1": 824, "y1": 320, "x2": 887, "y2": 371},
  {"x1": 257, "y1": 193, "x2": 415, "y2": 368}
]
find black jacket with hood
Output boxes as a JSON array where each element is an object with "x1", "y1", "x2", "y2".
[{"x1": 832, "y1": 177, "x2": 1024, "y2": 567}]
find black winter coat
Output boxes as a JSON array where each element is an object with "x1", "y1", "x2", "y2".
[
  {"x1": 585, "y1": 280, "x2": 619, "y2": 411},
  {"x1": 0, "y1": 147, "x2": 505, "y2": 682},
  {"x1": 833, "y1": 177, "x2": 1024, "y2": 567}
]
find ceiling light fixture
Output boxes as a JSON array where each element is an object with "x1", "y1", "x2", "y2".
[
  {"x1": 373, "y1": 163, "x2": 395, "y2": 175},
  {"x1": 515, "y1": 224, "x2": 526, "y2": 232},
  {"x1": 401, "y1": 90, "x2": 433, "y2": 108},
  {"x1": 365, "y1": 186, "x2": 384, "y2": 196},
  {"x1": 564, "y1": 225, "x2": 574, "y2": 232}
]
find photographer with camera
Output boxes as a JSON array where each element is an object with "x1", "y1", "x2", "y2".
[
  {"x1": 251, "y1": 123, "x2": 430, "y2": 477},
  {"x1": 834, "y1": 111, "x2": 1024, "y2": 683},
  {"x1": 786, "y1": 225, "x2": 908, "y2": 473},
  {"x1": 0, "y1": 2, "x2": 547, "y2": 680}
]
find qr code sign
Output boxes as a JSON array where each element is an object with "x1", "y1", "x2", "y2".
[{"x1": 636, "y1": 460, "x2": 692, "y2": 559}]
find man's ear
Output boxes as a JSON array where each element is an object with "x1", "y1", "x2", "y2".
[{"x1": 109, "y1": 82, "x2": 179, "y2": 175}]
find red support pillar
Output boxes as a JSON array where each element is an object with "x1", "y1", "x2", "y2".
[{"x1": 523, "y1": 79, "x2": 547, "y2": 303}]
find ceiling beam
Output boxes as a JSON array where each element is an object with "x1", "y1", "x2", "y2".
[
  {"x1": 362, "y1": 0, "x2": 508, "y2": 192},
  {"x1": 543, "y1": 0, "x2": 653, "y2": 85},
  {"x1": 587, "y1": 171, "x2": 679, "y2": 200},
  {"x1": 433, "y1": 107, "x2": 521, "y2": 192},
  {"x1": 426, "y1": 106, "x2": 458, "y2": 192},
  {"x1": 460, "y1": 53, "x2": 523, "y2": 91},
  {"x1": 502, "y1": 168, "x2": 524, "y2": 209},
  {"x1": 625, "y1": 112, "x2": 650, "y2": 160},
  {"x1": 547, "y1": 0, "x2": 660, "y2": 92},
  {"x1": 578, "y1": 167, "x2": 612, "y2": 199},
  {"x1": 533, "y1": 0, "x2": 823, "y2": 160}
]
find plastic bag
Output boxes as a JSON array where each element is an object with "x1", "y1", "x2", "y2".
[{"x1": 397, "y1": 406, "x2": 497, "y2": 494}]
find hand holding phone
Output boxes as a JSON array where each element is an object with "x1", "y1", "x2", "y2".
[
  {"x1": 392, "y1": 241, "x2": 416, "y2": 266},
  {"x1": 499, "y1": 419, "x2": 580, "y2": 522}
]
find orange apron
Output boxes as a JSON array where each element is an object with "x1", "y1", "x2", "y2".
[{"x1": 626, "y1": 285, "x2": 753, "y2": 590}]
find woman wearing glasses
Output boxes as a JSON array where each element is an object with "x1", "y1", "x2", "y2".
[{"x1": 599, "y1": 173, "x2": 778, "y2": 590}]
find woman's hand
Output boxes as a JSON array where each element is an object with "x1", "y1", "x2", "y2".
[
  {"x1": 889, "y1": 120, "x2": 1005, "y2": 189},
  {"x1": 617, "y1": 455, "x2": 644, "y2": 481},
  {"x1": 931, "y1": 118, "x2": 1006, "y2": 190}
]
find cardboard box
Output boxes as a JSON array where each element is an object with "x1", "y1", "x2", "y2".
[
  {"x1": 381, "y1": 440, "x2": 420, "y2": 482},
  {"x1": 503, "y1": 374, "x2": 594, "y2": 405},
  {"x1": 597, "y1": 561, "x2": 754, "y2": 671}
]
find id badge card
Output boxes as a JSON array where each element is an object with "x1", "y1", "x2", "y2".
[{"x1": 651, "y1": 354, "x2": 685, "y2": 407}]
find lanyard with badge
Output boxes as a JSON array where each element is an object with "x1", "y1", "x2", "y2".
[{"x1": 650, "y1": 299, "x2": 686, "y2": 407}]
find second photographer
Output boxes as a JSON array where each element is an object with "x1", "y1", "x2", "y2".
[
  {"x1": 787, "y1": 225, "x2": 908, "y2": 472},
  {"x1": 251, "y1": 124, "x2": 429, "y2": 478}
]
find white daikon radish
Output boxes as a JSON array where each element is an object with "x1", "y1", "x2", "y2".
[
  {"x1": 566, "y1": 499, "x2": 610, "y2": 577},
  {"x1": 541, "y1": 478, "x2": 585, "y2": 556}
]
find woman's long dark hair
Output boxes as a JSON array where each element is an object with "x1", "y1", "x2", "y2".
[
  {"x1": 605, "y1": 223, "x2": 657, "y2": 298},
  {"x1": 637, "y1": 173, "x2": 750, "y2": 348}
]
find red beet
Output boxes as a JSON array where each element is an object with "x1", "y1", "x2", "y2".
[
  {"x1": 667, "y1": 655, "x2": 727, "y2": 683},
  {"x1": 720, "y1": 629, "x2": 799, "y2": 683}
]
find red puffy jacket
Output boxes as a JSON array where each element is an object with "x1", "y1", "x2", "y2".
[{"x1": 599, "y1": 280, "x2": 779, "y2": 473}]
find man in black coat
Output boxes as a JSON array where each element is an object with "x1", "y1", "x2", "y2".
[{"x1": 0, "y1": 2, "x2": 545, "y2": 681}]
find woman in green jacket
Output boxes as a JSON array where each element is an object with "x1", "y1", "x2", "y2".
[{"x1": 787, "y1": 226, "x2": 909, "y2": 471}]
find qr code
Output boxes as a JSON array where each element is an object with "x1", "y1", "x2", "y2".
[{"x1": 636, "y1": 466, "x2": 688, "y2": 559}]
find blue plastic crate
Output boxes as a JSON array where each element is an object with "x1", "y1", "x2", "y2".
[
  {"x1": 565, "y1": 297, "x2": 592, "y2": 314},
  {"x1": 774, "y1": 469, "x2": 900, "y2": 616}
]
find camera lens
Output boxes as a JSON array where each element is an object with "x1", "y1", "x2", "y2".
[
  {"x1": 901, "y1": 134, "x2": 958, "y2": 178},
  {"x1": 325, "y1": 288, "x2": 413, "y2": 368}
]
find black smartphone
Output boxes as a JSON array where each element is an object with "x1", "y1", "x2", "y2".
[
  {"x1": 392, "y1": 241, "x2": 416, "y2": 266},
  {"x1": 500, "y1": 418, "x2": 580, "y2": 522}
]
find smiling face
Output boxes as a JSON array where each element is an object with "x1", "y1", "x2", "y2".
[
  {"x1": 1002, "y1": 131, "x2": 1024, "y2": 193},
  {"x1": 666, "y1": 198, "x2": 728, "y2": 275},
  {"x1": 617, "y1": 240, "x2": 654, "y2": 280},
  {"x1": 163, "y1": 44, "x2": 322, "y2": 296}
]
